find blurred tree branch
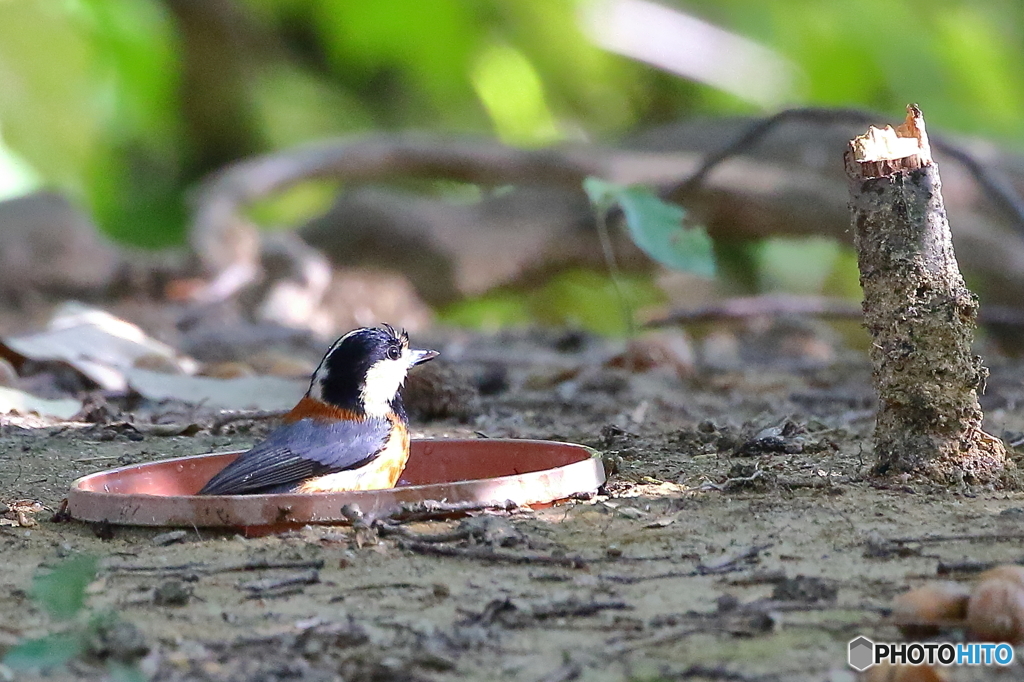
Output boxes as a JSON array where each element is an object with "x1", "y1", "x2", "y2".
[{"x1": 187, "y1": 114, "x2": 1024, "y2": 317}]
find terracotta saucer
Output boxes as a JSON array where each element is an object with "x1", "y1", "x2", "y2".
[{"x1": 67, "y1": 439, "x2": 605, "y2": 533}]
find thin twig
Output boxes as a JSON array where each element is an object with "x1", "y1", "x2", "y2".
[
  {"x1": 700, "y1": 469, "x2": 768, "y2": 492},
  {"x1": 105, "y1": 558, "x2": 324, "y2": 575},
  {"x1": 464, "y1": 596, "x2": 629, "y2": 627},
  {"x1": 375, "y1": 499, "x2": 520, "y2": 524},
  {"x1": 666, "y1": 107, "x2": 877, "y2": 197},
  {"x1": 594, "y1": 206, "x2": 635, "y2": 335},
  {"x1": 699, "y1": 543, "x2": 773, "y2": 573},
  {"x1": 666, "y1": 105, "x2": 1024, "y2": 239},
  {"x1": 238, "y1": 569, "x2": 320, "y2": 595},
  {"x1": 600, "y1": 544, "x2": 771, "y2": 583},
  {"x1": 528, "y1": 598, "x2": 630, "y2": 619},
  {"x1": 887, "y1": 532, "x2": 1024, "y2": 545},
  {"x1": 397, "y1": 540, "x2": 586, "y2": 568},
  {"x1": 599, "y1": 570, "x2": 704, "y2": 585},
  {"x1": 328, "y1": 582, "x2": 422, "y2": 602},
  {"x1": 726, "y1": 569, "x2": 787, "y2": 586},
  {"x1": 937, "y1": 559, "x2": 1008, "y2": 575},
  {"x1": 243, "y1": 585, "x2": 306, "y2": 600},
  {"x1": 604, "y1": 625, "x2": 703, "y2": 655},
  {"x1": 589, "y1": 554, "x2": 678, "y2": 563}
]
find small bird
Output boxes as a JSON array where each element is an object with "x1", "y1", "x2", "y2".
[{"x1": 198, "y1": 325, "x2": 438, "y2": 495}]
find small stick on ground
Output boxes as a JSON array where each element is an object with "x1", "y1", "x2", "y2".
[
  {"x1": 845, "y1": 104, "x2": 1008, "y2": 483},
  {"x1": 239, "y1": 569, "x2": 320, "y2": 599},
  {"x1": 936, "y1": 559, "x2": 1006, "y2": 575},
  {"x1": 397, "y1": 540, "x2": 587, "y2": 568},
  {"x1": 369, "y1": 499, "x2": 520, "y2": 526},
  {"x1": 599, "y1": 570, "x2": 704, "y2": 585},
  {"x1": 698, "y1": 543, "x2": 772, "y2": 574},
  {"x1": 599, "y1": 544, "x2": 772, "y2": 584},
  {"x1": 886, "y1": 532, "x2": 1024, "y2": 545},
  {"x1": 105, "y1": 558, "x2": 325, "y2": 575}
]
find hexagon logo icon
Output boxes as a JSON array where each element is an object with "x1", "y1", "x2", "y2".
[{"x1": 848, "y1": 636, "x2": 874, "y2": 671}]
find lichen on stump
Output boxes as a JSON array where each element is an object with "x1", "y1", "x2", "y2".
[{"x1": 845, "y1": 104, "x2": 1007, "y2": 484}]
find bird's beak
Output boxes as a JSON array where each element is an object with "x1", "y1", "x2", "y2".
[{"x1": 410, "y1": 349, "x2": 439, "y2": 366}]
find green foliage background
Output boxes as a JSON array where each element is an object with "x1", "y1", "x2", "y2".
[
  {"x1": 3, "y1": 0, "x2": 1023, "y2": 245},
  {"x1": 0, "y1": 1, "x2": 1021, "y2": 329}
]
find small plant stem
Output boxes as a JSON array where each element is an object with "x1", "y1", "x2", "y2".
[{"x1": 594, "y1": 208, "x2": 635, "y2": 336}]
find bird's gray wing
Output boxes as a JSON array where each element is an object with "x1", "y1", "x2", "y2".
[{"x1": 198, "y1": 417, "x2": 391, "y2": 495}]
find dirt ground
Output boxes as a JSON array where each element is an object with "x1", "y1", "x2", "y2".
[{"x1": 4, "y1": 323, "x2": 1024, "y2": 681}]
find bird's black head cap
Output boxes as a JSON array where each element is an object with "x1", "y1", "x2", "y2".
[{"x1": 308, "y1": 324, "x2": 437, "y2": 418}]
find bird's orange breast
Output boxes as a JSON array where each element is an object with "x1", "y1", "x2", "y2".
[
  {"x1": 294, "y1": 416, "x2": 410, "y2": 493},
  {"x1": 285, "y1": 396, "x2": 364, "y2": 423}
]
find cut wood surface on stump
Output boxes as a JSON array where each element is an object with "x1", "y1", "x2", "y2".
[{"x1": 845, "y1": 104, "x2": 1008, "y2": 483}]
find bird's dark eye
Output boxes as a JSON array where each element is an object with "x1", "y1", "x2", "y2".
[{"x1": 387, "y1": 345, "x2": 401, "y2": 361}]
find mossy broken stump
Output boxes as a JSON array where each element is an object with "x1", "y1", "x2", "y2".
[{"x1": 845, "y1": 105, "x2": 1007, "y2": 484}]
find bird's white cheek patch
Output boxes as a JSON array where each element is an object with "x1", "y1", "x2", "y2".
[{"x1": 360, "y1": 349, "x2": 412, "y2": 418}]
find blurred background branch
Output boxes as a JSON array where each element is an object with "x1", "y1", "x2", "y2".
[{"x1": 2, "y1": 0, "x2": 1024, "y2": 339}]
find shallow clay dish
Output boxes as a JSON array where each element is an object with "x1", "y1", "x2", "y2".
[{"x1": 67, "y1": 439, "x2": 604, "y2": 532}]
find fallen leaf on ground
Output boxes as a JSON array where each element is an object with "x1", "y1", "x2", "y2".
[
  {"x1": 1, "y1": 302, "x2": 196, "y2": 391},
  {"x1": 0, "y1": 386, "x2": 81, "y2": 419},
  {"x1": 125, "y1": 368, "x2": 305, "y2": 410}
]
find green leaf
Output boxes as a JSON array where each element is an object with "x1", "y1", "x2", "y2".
[
  {"x1": 2, "y1": 632, "x2": 84, "y2": 671},
  {"x1": 617, "y1": 186, "x2": 716, "y2": 278},
  {"x1": 583, "y1": 177, "x2": 716, "y2": 278},
  {"x1": 30, "y1": 555, "x2": 98, "y2": 621}
]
